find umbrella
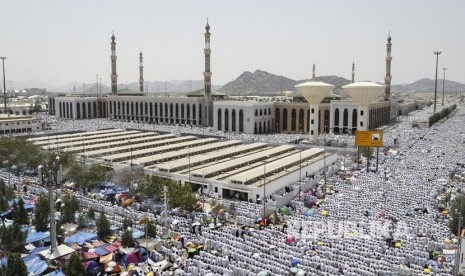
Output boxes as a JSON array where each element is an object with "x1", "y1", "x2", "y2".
[
  {"x1": 126, "y1": 253, "x2": 139, "y2": 265},
  {"x1": 85, "y1": 261, "x2": 99, "y2": 275},
  {"x1": 305, "y1": 210, "x2": 314, "y2": 217},
  {"x1": 290, "y1": 258, "x2": 299, "y2": 266},
  {"x1": 257, "y1": 271, "x2": 269, "y2": 276},
  {"x1": 321, "y1": 210, "x2": 328, "y2": 216},
  {"x1": 252, "y1": 253, "x2": 260, "y2": 258},
  {"x1": 286, "y1": 236, "x2": 295, "y2": 244},
  {"x1": 296, "y1": 269, "x2": 306, "y2": 276},
  {"x1": 280, "y1": 206, "x2": 290, "y2": 215},
  {"x1": 123, "y1": 198, "x2": 134, "y2": 207}
]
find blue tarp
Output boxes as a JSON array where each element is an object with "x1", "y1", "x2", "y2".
[
  {"x1": 94, "y1": 244, "x2": 110, "y2": 256},
  {"x1": 24, "y1": 204, "x2": 35, "y2": 210},
  {"x1": 99, "y1": 189, "x2": 116, "y2": 195},
  {"x1": 26, "y1": 232, "x2": 50, "y2": 243},
  {"x1": 64, "y1": 231, "x2": 97, "y2": 245},
  {"x1": 30, "y1": 246, "x2": 50, "y2": 254},
  {"x1": 21, "y1": 226, "x2": 33, "y2": 234},
  {"x1": 110, "y1": 225, "x2": 121, "y2": 233},
  {"x1": 132, "y1": 228, "x2": 145, "y2": 239},
  {"x1": 44, "y1": 270, "x2": 65, "y2": 276},
  {"x1": 24, "y1": 254, "x2": 49, "y2": 275}
]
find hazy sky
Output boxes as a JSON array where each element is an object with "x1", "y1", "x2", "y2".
[{"x1": 1, "y1": 0, "x2": 464, "y2": 88}]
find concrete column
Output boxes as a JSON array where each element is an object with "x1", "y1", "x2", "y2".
[
  {"x1": 358, "y1": 106, "x2": 369, "y2": 131},
  {"x1": 309, "y1": 104, "x2": 319, "y2": 142}
]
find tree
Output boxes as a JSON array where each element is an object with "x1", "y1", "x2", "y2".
[
  {"x1": 77, "y1": 213, "x2": 87, "y2": 229},
  {"x1": 0, "y1": 223, "x2": 25, "y2": 253},
  {"x1": 33, "y1": 195, "x2": 50, "y2": 232},
  {"x1": 122, "y1": 218, "x2": 133, "y2": 231},
  {"x1": 65, "y1": 253, "x2": 85, "y2": 276},
  {"x1": 121, "y1": 229, "x2": 134, "y2": 248},
  {"x1": 87, "y1": 208, "x2": 95, "y2": 220},
  {"x1": 96, "y1": 212, "x2": 111, "y2": 240},
  {"x1": 450, "y1": 195, "x2": 465, "y2": 235},
  {"x1": 14, "y1": 198, "x2": 29, "y2": 225},
  {"x1": 5, "y1": 253, "x2": 27, "y2": 276},
  {"x1": 67, "y1": 163, "x2": 113, "y2": 190},
  {"x1": 61, "y1": 194, "x2": 79, "y2": 223},
  {"x1": 0, "y1": 196, "x2": 8, "y2": 213},
  {"x1": 146, "y1": 220, "x2": 157, "y2": 238}
]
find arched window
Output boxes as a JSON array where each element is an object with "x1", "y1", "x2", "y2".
[
  {"x1": 283, "y1": 108, "x2": 288, "y2": 130},
  {"x1": 255, "y1": 110, "x2": 258, "y2": 116},
  {"x1": 291, "y1": 109, "x2": 296, "y2": 131},
  {"x1": 82, "y1": 102, "x2": 86, "y2": 119},
  {"x1": 239, "y1": 109, "x2": 244, "y2": 132},
  {"x1": 352, "y1": 109, "x2": 357, "y2": 128},
  {"x1": 324, "y1": 110, "x2": 330, "y2": 133},
  {"x1": 299, "y1": 109, "x2": 304, "y2": 133},
  {"x1": 76, "y1": 103, "x2": 81, "y2": 119},
  {"x1": 217, "y1": 108, "x2": 222, "y2": 130},
  {"x1": 225, "y1": 109, "x2": 229, "y2": 131},
  {"x1": 231, "y1": 109, "x2": 236, "y2": 132},
  {"x1": 260, "y1": 109, "x2": 263, "y2": 116},
  {"x1": 275, "y1": 108, "x2": 280, "y2": 132},
  {"x1": 93, "y1": 102, "x2": 97, "y2": 118},
  {"x1": 175, "y1": 103, "x2": 179, "y2": 123}
]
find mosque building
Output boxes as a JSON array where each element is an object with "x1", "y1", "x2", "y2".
[{"x1": 49, "y1": 23, "x2": 400, "y2": 136}]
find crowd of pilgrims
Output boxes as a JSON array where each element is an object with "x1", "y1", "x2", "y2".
[{"x1": 2, "y1": 104, "x2": 464, "y2": 275}]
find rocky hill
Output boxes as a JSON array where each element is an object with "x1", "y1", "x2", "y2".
[
  {"x1": 391, "y1": 78, "x2": 465, "y2": 93},
  {"x1": 218, "y1": 70, "x2": 351, "y2": 95}
]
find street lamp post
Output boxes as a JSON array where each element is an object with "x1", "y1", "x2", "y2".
[
  {"x1": 38, "y1": 156, "x2": 60, "y2": 253},
  {"x1": 1, "y1": 57, "x2": 7, "y2": 113},
  {"x1": 433, "y1": 51, "x2": 442, "y2": 113},
  {"x1": 442, "y1": 68, "x2": 447, "y2": 106},
  {"x1": 128, "y1": 140, "x2": 133, "y2": 190},
  {"x1": 263, "y1": 161, "x2": 266, "y2": 219},
  {"x1": 299, "y1": 150, "x2": 302, "y2": 201}
]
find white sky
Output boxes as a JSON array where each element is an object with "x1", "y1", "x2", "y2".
[{"x1": 1, "y1": 0, "x2": 464, "y2": 87}]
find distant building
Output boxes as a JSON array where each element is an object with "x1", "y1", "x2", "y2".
[
  {"x1": 0, "y1": 114, "x2": 44, "y2": 134},
  {"x1": 25, "y1": 88, "x2": 47, "y2": 96},
  {"x1": 48, "y1": 25, "x2": 398, "y2": 135}
]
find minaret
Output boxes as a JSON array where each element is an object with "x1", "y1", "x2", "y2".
[
  {"x1": 110, "y1": 33, "x2": 118, "y2": 94},
  {"x1": 384, "y1": 32, "x2": 392, "y2": 101},
  {"x1": 139, "y1": 51, "x2": 144, "y2": 92},
  {"x1": 352, "y1": 62, "x2": 355, "y2": 83},
  {"x1": 203, "y1": 20, "x2": 213, "y2": 127},
  {"x1": 312, "y1": 64, "x2": 316, "y2": 80}
]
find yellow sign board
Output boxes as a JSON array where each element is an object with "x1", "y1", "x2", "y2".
[{"x1": 355, "y1": 130, "x2": 383, "y2": 147}]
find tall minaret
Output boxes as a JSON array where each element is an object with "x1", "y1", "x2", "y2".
[
  {"x1": 110, "y1": 33, "x2": 118, "y2": 94},
  {"x1": 384, "y1": 32, "x2": 392, "y2": 101},
  {"x1": 139, "y1": 51, "x2": 144, "y2": 92},
  {"x1": 352, "y1": 62, "x2": 355, "y2": 83},
  {"x1": 203, "y1": 20, "x2": 213, "y2": 127},
  {"x1": 312, "y1": 64, "x2": 316, "y2": 80}
]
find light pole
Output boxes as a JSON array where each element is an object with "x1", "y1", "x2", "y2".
[
  {"x1": 1, "y1": 57, "x2": 7, "y2": 113},
  {"x1": 299, "y1": 150, "x2": 302, "y2": 201},
  {"x1": 38, "y1": 156, "x2": 60, "y2": 253},
  {"x1": 263, "y1": 161, "x2": 266, "y2": 219},
  {"x1": 442, "y1": 68, "x2": 447, "y2": 106},
  {"x1": 433, "y1": 51, "x2": 441, "y2": 113},
  {"x1": 128, "y1": 140, "x2": 133, "y2": 190}
]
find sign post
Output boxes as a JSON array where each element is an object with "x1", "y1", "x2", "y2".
[{"x1": 355, "y1": 131, "x2": 383, "y2": 172}]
